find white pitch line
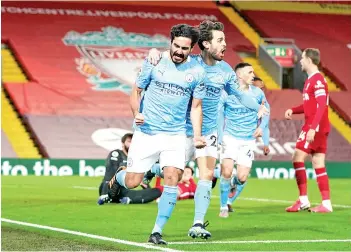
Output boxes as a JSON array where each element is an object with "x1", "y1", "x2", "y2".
[
  {"x1": 1, "y1": 218, "x2": 181, "y2": 252},
  {"x1": 165, "y1": 239, "x2": 351, "y2": 245},
  {"x1": 238, "y1": 197, "x2": 351, "y2": 209},
  {"x1": 211, "y1": 195, "x2": 351, "y2": 209},
  {"x1": 72, "y1": 186, "x2": 96, "y2": 190},
  {"x1": 72, "y1": 186, "x2": 351, "y2": 209}
]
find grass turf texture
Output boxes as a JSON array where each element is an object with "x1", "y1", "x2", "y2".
[{"x1": 2, "y1": 176, "x2": 351, "y2": 251}]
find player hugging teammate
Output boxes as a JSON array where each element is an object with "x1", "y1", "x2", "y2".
[{"x1": 98, "y1": 21, "x2": 333, "y2": 247}]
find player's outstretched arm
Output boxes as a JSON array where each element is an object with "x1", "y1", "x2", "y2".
[
  {"x1": 291, "y1": 104, "x2": 304, "y2": 114},
  {"x1": 285, "y1": 104, "x2": 304, "y2": 120}
]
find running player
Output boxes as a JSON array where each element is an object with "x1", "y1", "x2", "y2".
[
  {"x1": 107, "y1": 24, "x2": 207, "y2": 245},
  {"x1": 219, "y1": 76, "x2": 271, "y2": 213},
  {"x1": 218, "y1": 63, "x2": 269, "y2": 218},
  {"x1": 147, "y1": 20, "x2": 268, "y2": 239}
]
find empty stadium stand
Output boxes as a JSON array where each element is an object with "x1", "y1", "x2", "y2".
[
  {"x1": 241, "y1": 57, "x2": 280, "y2": 90},
  {"x1": 256, "y1": 119, "x2": 351, "y2": 161},
  {"x1": 240, "y1": 9, "x2": 351, "y2": 139},
  {"x1": 1, "y1": 131, "x2": 16, "y2": 158},
  {"x1": 2, "y1": 1, "x2": 350, "y2": 161},
  {"x1": 1, "y1": 1, "x2": 254, "y2": 158},
  {"x1": 329, "y1": 92, "x2": 351, "y2": 124},
  {"x1": 242, "y1": 10, "x2": 351, "y2": 91},
  {"x1": 1, "y1": 45, "x2": 42, "y2": 158}
]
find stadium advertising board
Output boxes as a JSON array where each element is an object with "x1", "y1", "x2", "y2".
[{"x1": 2, "y1": 159, "x2": 350, "y2": 179}]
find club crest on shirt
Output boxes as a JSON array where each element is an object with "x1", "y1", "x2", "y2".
[
  {"x1": 62, "y1": 26, "x2": 169, "y2": 94},
  {"x1": 315, "y1": 80, "x2": 325, "y2": 88},
  {"x1": 185, "y1": 73, "x2": 194, "y2": 83}
]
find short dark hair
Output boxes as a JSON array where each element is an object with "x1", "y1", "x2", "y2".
[
  {"x1": 184, "y1": 165, "x2": 194, "y2": 175},
  {"x1": 234, "y1": 62, "x2": 252, "y2": 72},
  {"x1": 198, "y1": 20, "x2": 224, "y2": 50},
  {"x1": 304, "y1": 48, "x2": 320, "y2": 66},
  {"x1": 253, "y1": 77, "x2": 262, "y2": 82},
  {"x1": 170, "y1": 24, "x2": 200, "y2": 48},
  {"x1": 121, "y1": 133, "x2": 133, "y2": 143}
]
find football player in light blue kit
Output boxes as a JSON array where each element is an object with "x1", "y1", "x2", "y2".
[
  {"x1": 147, "y1": 21, "x2": 268, "y2": 239},
  {"x1": 224, "y1": 77, "x2": 270, "y2": 212},
  {"x1": 109, "y1": 24, "x2": 207, "y2": 245},
  {"x1": 218, "y1": 62, "x2": 270, "y2": 218}
]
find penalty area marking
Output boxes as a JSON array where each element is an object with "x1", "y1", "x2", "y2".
[
  {"x1": 164, "y1": 239, "x2": 351, "y2": 245},
  {"x1": 1, "y1": 218, "x2": 181, "y2": 252}
]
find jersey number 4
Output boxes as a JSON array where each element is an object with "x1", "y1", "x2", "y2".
[{"x1": 298, "y1": 131, "x2": 306, "y2": 142}]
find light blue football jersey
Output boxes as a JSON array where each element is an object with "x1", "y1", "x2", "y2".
[
  {"x1": 185, "y1": 55, "x2": 261, "y2": 137},
  {"x1": 136, "y1": 54, "x2": 206, "y2": 135},
  {"x1": 218, "y1": 86, "x2": 269, "y2": 141}
]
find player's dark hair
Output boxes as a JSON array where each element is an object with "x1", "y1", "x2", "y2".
[
  {"x1": 234, "y1": 62, "x2": 252, "y2": 72},
  {"x1": 185, "y1": 165, "x2": 194, "y2": 175},
  {"x1": 198, "y1": 20, "x2": 224, "y2": 50},
  {"x1": 253, "y1": 77, "x2": 262, "y2": 82},
  {"x1": 304, "y1": 48, "x2": 320, "y2": 65},
  {"x1": 170, "y1": 24, "x2": 200, "y2": 48},
  {"x1": 121, "y1": 133, "x2": 133, "y2": 143}
]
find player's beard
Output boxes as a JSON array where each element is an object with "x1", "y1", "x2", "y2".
[
  {"x1": 211, "y1": 47, "x2": 225, "y2": 61},
  {"x1": 170, "y1": 49, "x2": 186, "y2": 64}
]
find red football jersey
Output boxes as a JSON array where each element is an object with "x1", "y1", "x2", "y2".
[
  {"x1": 301, "y1": 72, "x2": 330, "y2": 133},
  {"x1": 178, "y1": 178, "x2": 197, "y2": 200}
]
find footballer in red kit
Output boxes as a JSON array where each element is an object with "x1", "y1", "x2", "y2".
[
  {"x1": 155, "y1": 166, "x2": 197, "y2": 200},
  {"x1": 294, "y1": 72, "x2": 330, "y2": 154},
  {"x1": 285, "y1": 48, "x2": 332, "y2": 213}
]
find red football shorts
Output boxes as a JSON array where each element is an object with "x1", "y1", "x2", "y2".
[{"x1": 295, "y1": 130, "x2": 329, "y2": 154}]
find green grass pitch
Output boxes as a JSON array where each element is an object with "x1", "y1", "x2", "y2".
[{"x1": 2, "y1": 176, "x2": 351, "y2": 251}]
